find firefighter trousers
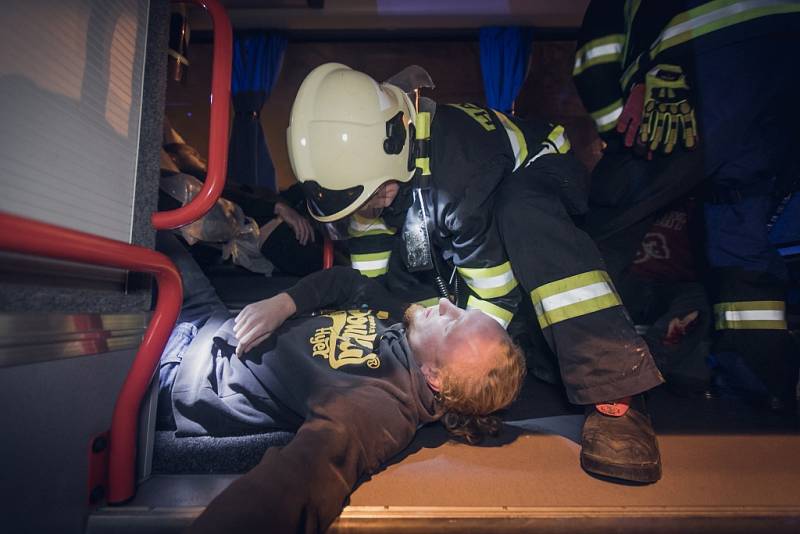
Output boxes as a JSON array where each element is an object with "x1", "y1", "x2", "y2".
[{"x1": 495, "y1": 167, "x2": 664, "y2": 405}]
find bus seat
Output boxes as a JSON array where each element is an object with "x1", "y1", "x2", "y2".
[{"x1": 152, "y1": 430, "x2": 294, "y2": 474}]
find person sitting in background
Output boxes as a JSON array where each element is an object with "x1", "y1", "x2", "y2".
[
  {"x1": 160, "y1": 122, "x2": 324, "y2": 276},
  {"x1": 154, "y1": 232, "x2": 526, "y2": 534}
]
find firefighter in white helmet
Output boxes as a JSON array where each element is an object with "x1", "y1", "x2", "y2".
[{"x1": 288, "y1": 62, "x2": 665, "y2": 483}]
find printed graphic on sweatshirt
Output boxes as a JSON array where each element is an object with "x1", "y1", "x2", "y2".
[
  {"x1": 309, "y1": 309, "x2": 389, "y2": 369},
  {"x1": 633, "y1": 210, "x2": 690, "y2": 264}
]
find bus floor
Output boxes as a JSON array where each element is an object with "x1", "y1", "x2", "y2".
[{"x1": 87, "y1": 376, "x2": 800, "y2": 534}]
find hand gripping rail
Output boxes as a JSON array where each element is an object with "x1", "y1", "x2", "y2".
[
  {"x1": 151, "y1": 0, "x2": 233, "y2": 230},
  {"x1": 0, "y1": 213, "x2": 183, "y2": 504}
]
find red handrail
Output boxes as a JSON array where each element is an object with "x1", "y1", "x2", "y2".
[
  {"x1": 152, "y1": 0, "x2": 233, "y2": 230},
  {"x1": 323, "y1": 238, "x2": 334, "y2": 269},
  {"x1": 0, "y1": 213, "x2": 182, "y2": 503}
]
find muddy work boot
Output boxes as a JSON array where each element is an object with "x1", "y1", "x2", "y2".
[{"x1": 580, "y1": 395, "x2": 662, "y2": 483}]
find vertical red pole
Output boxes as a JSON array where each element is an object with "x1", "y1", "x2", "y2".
[
  {"x1": 0, "y1": 213, "x2": 183, "y2": 504},
  {"x1": 151, "y1": 0, "x2": 233, "y2": 230},
  {"x1": 323, "y1": 238, "x2": 334, "y2": 269}
]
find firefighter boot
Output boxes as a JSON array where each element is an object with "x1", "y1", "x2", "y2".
[{"x1": 580, "y1": 395, "x2": 662, "y2": 483}]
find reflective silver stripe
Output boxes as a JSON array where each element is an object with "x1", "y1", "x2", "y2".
[
  {"x1": 458, "y1": 262, "x2": 519, "y2": 300},
  {"x1": 546, "y1": 125, "x2": 571, "y2": 154},
  {"x1": 714, "y1": 300, "x2": 787, "y2": 330},
  {"x1": 462, "y1": 270, "x2": 515, "y2": 291},
  {"x1": 351, "y1": 258, "x2": 389, "y2": 271},
  {"x1": 650, "y1": 0, "x2": 800, "y2": 59},
  {"x1": 593, "y1": 102, "x2": 624, "y2": 130},
  {"x1": 530, "y1": 271, "x2": 622, "y2": 328},
  {"x1": 536, "y1": 282, "x2": 614, "y2": 316},
  {"x1": 724, "y1": 310, "x2": 785, "y2": 322},
  {"x1": 351, "y1": 251, "x2": 391, "y2": 277},
  {"x1": 574, "y1": 41, "x2": 624, "y2": 74}
]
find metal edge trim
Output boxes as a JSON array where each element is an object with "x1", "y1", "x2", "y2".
[
  {"x1": 338, "y1": 505, "x2": 800, "y2": 519},
  {"x1": 0, "y1": 313, "x2": 150, "y2": 367}
]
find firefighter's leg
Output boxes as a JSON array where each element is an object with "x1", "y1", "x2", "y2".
[
  {"x1": 497, "y1": 170, "x2": 664, "y2": 483},
  {"x1": 694, "y1": 37, "x2": 800, "y2": 412},
  {"x1": 705, "y1": 196, "x2": 798, "y2": 412}
]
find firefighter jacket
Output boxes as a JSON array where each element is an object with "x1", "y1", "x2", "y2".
[
  {"x1": 173, "y1": 266, "x2": 442, "y2": 534},
  {"x1": 347, "y1": 103, "x2": 582, "y2": 327},
  {"x1": 573, "y1": 0, "x2": 800, "y2": 137}
]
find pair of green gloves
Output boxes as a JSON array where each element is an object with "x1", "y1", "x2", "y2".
[{"x1": 616, "y1": 64, "x2": 698, "y2": 155}]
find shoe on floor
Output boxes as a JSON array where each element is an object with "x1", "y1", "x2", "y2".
[{"x1": 580, "y1": 395, "x2": 662, "y2": 483}]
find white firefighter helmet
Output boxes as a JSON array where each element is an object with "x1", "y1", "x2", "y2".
[{"x1": 287, "y1": 63, "x2": 417, "y2": 222}]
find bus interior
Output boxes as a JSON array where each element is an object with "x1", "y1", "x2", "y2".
[{"x1": 1, "y1": 1, "x2": 799, "y2": 533}]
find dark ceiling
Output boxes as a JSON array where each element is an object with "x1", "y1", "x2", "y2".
[{"x1": 189, "y1": 0, "x2": 590, "y2": 32}]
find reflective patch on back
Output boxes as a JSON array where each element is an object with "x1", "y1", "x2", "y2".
[{"x1": 449, "y1": 103, "x2": 497, "y2": 131}]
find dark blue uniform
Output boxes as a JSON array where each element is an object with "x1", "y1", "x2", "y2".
[{"x1": 574, "y1": 1, "x2": 800, "y2": 402}]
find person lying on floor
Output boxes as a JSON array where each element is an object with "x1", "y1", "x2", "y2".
[{"x1": 155, "y1": 232, "x2": 526, "y2": 534}]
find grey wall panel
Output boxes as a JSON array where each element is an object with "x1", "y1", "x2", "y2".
[
  {"x1": 0, "y1": 0, "x2": 149, "y2": 243},
  {"x1": 0, "y1": 348, "x2": 137, "y2": 534},
  {"x1": 0, "y1": 0, "x2": 170, "y2": 314}
]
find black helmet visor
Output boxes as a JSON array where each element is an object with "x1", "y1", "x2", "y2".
[{"x1": 301, "y1": 180, "x2": 365, "y2": 221}]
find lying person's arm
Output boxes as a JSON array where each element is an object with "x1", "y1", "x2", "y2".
[
  {"x1": 188, "y1": 382, "x2": 418, "y2": 534},
  {"x1": 234, "y1": 266, "x2": 405, "y2": 355}
]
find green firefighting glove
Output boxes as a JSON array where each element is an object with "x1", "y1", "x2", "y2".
[{"x1": 638, "y1": 64, "x2": 698, "y2": 155}]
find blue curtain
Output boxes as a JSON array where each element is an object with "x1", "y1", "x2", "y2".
[
  {"x1": 479, "y1": 27, "x2": 533, "y2": 114},
  {"x1": 227, "y1": 32, "x2": 287, "y2": 191}
]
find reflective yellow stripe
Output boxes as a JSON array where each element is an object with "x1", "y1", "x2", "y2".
[
  {"x1": 450, "y1": 103, "x2": 497, "y2": 131},
  {"x1": 714, "y1": 300, "x2": 787, "y2": 330},
  {"x1": 416, "y1": 111, "x2": 431, "y2": 139},
  {"x1": 530, "y1": 270, "x2": 621, "y2": 329},
  {"x1": 457, "y1": 261, "x2": 519, "y2": 300},
  {"x1": 546, "y1": 124, "x2": 571, "y2": 154},
  {"x1": 415, "y1": 111, "x2": 432, "y2": 175},
  {"x1": 495, "y1": 111, "x2": 528, "y2": 171},
  {"x1": 466, "y1": 296, "x2": 514, "y2": 328},
  {"x1": 348, "y1": 214, "x2": 396, "y2": 237},
  {"x1": 415, "y1": 297, "x2": 441, "y2": 308},
  {"x1": 416, "y1": 157, "x2": 431, "y2": 176},
  {"x1": 620, "y1": 53, "x2": 641, "y2": 91},
  {"x1": 351, "y1": 251, "x2": 390, "y2": 277},
  {"x1": 525, "y1": 124, "x2": 573, "y2": 168},
  {"x1": 651, "y1": 0, "x2": 800, "y2": 60},
  {"x1": 573, "y1": 34, "x2": 625, "y2": 75},
  {"x1": 590, "y1": 98, "x2": 624, "y2": 132}
]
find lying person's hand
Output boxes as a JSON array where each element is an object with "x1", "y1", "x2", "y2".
[
  {"x1": 274, "y1": 202, "x2": 315, "y2": 246},
  {"x1": 233, "y1": 293, "x2": 297, "y2": 357}
]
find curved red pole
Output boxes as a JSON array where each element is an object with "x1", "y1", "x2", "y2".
[
  {"x1": 152, "y1": 0, "x2": 233, "y2": 230},
  {"x1": 0, "y1": 213, "x2": 183, "y2": 503}
]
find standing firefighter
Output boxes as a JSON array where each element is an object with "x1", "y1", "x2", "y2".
[
  {"x1": 573, "y1": 0, "x2": 800, "y2": 410},
  {"x1": 287, "y1": 62, "x2": 666, "y2": 483}
]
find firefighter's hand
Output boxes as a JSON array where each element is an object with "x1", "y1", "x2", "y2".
[
  {"x1": 638, "y1": 64, "x2": 698, "y2": 154},
  {"x1": 233, "y1": 293, "x2": 297, "y2": 357},
  {"x1": 275, "y1": 202, "x2": 315, "y2": 246}
]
